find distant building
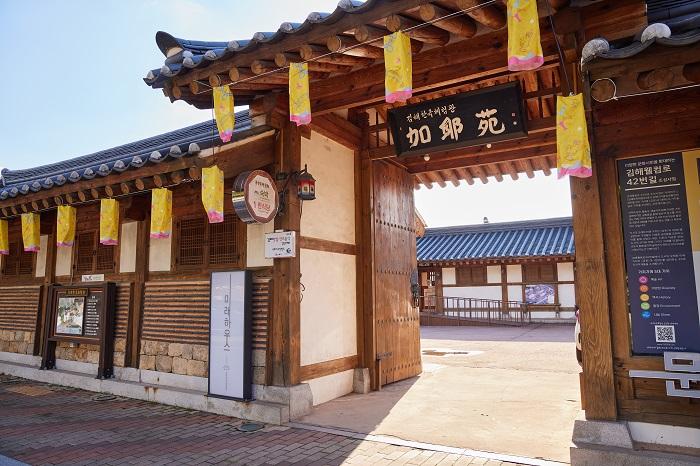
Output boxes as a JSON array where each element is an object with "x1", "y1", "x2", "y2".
[{"x1": 417, "y1": 217, "x2": 576, "y2": 322}]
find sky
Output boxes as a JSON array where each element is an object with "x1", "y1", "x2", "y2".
[{"x1": 0, "y1": 0, "x2": 572, "y2": 227}]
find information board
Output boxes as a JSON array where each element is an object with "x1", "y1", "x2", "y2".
[
  {"x1": 387, "y1": 82, "x2": 528, "y2": 157},
  {"x1": 618, "y1": 152, "x2": 700, "y2": 354},
  {"x1": 209, "y1": 271, "x2": 252, "y2": 400},
  {"x1": 265, "y1": 231, "x2": 296, "y2": 258}
]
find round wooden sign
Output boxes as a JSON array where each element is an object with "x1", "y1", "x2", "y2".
[{"x1": 232, "y1": 170, "x2": 279, "y2": 224}]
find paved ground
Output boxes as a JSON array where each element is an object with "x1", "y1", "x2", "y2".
[
  {"x1": 298, "y1": 325, "x2": 581, "y2": 464},
  {"x1": 0, "y1": 375, "x2": 527, "y2": 466}
]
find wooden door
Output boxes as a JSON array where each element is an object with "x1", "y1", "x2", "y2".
[{"x1": 372, "y1": 161, "x2": 422, "y2": 386}]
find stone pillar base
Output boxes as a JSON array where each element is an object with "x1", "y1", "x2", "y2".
[
  {"x1": 353, "y1": 368, "x2": 370, "y2": 394},
  {"x1": 571, "y1": 419, "x2": 700, "y2": 466}
]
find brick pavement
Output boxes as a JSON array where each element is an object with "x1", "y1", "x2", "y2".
[{"x1": 0, "y1": 375, "x2": 526, "y2": 466}]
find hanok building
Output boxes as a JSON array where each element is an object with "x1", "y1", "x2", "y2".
[
  {"x1": 417, "y1": 217, "x2": 577, "y2": 323},
  {"x1": 1, "y1": 0, "x2": 700, "y2": 463}
]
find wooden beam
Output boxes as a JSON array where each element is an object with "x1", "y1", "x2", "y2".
[
  {"x1": 426, "y1": 171, "x2": 447, "y2": 188},
  {"x1": 455, "y1": 0, "x2": 507, "y2": 30},
  {"x1": 419, "y1": 3, "x2": 477, "y2": 38},
  {"x1": 299, "y1": 236, "x2": 356, "y2": 256},
  {"x1": 300, "y1": 355, "x2": 358, "y2": 381},
  {"x1": 385, "y1": 14, "x2": 450, "y2": 46},
  {"x1": 415, "y1": 172, "x2": 433, "y2": 189},
  {"x1": 327, "y1": 35, "x2": 384, "y2": 59},
  {"x1": 637, "y1": 68, "x2": 676, "y2": 91},
  {"x1": 522, "y1": 159, "x2": 536, "y2": 178},
  {"x1": 471, "y1": 166, "x2": 489, "y2": 184},
  {"x1": 455, "y1": 167, "x2": 474, "y2": 185},
  {"x1": 274, "y1": 52, "x2": 352, "y2": 74},
  {"x1": 299, "y1": 44, "x2": 374, "y2": 67},
  {"x1": 309, "y1": 113, "x2": 362, "y2": 150},
  {"x1": 126, "y1": 215, "x2": 150, "y2": 368},
  {"x1": 683, "y1": 62, "x2": 700, "y2": 83},
  {"x1": 501, "y1": 161, "x2": 519, "y2": 180}
]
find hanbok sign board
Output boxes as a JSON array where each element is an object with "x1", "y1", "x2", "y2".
[
  {"x1": 208, "y1": 271, "x2": 252, "y2": 401},
  {"x1": 387, "y1": 82, "x2": 528, "y2": 157}
]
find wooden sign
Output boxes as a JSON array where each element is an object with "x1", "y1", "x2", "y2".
[
  {"x1": 387, "y1": 82, "x2": 528, "y2": 157},
  {"x1": 232, "y1": 170, "x2": 279, "y2": 224},
  {"x1": 41, "y1": 283, "x2": 116, "y2": 379}
]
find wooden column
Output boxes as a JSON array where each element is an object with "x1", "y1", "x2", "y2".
[
  {"x1": 570, "y1": 165, "x2": 617, "y2": 420},
  {"x1": 270, "y1": 120, "x2": 302, "y2": 387},
  {"x1": 35, "y1": 222, "x2": 57, "y2": 355},
  {"x1": 126, "y1": 215, "x2": 150, "y2": 367}
]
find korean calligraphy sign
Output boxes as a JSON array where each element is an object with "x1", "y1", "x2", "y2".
[
  {"x1": 387, "y1": 82, "x2": 528, "y2": 157},
  {"x1": 209, "y1": 271, "x2": 252, "y2": 400}
]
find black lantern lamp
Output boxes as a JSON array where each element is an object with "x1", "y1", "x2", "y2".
[{"x1": 297, "y1": 165, "x2": 316, "y2": 201}]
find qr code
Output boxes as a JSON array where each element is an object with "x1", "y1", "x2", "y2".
[{"x1": 655, "y1": 325, "x2": 676, "y2": 343}]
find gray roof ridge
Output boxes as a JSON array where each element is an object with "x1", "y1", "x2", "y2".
[{"x1": 424, "y1": 217, "x2": 573, "y2": 236}]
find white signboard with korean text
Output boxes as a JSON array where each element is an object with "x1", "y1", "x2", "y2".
[
  {"x1": 82, "y1": 274, "x2": 105, "y2": 282},
  {"x1": 265, "y1": 231, "x2": 297, "y2": 258},
  {"x1": 209, "y1": 271, "x2": 252, "y2": 400}
]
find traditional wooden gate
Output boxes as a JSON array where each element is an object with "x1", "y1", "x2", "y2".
[{"x1": 371, "y1": 161, "x2": 422, "y2": 386}]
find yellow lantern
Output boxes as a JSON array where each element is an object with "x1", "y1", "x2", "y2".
[
  {"x1": 21, "y1": 212, "x2": 40, "y2": 252},
  {"x1": 0, "y1": 219, "x2": 8, "y2": 255},
  {"x1": 384, "y1": 31, "x2": 413, "y2": 103},
  {"x1": 202, "y1": 165, "x2": 224, "y2": 223},
  {"x1": 56, "y1": 205, "x2": 76, "y2": 247},
  {"x1": 150, "y1": 188, "x2": 172, "y2": 239},
  {"x1": 100, "y1": 199, "x2": 120, "y2": 245}
]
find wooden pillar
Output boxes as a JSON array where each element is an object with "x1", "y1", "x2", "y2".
[
  {"x1": 570, "y1": 166, "x2": 617, "y2": 420},
  {"x1": 359, "y1": 154, "x2": 378, "y2": 389},
  {"x1": 270, "y1": 121, "x2": 302, "y2": 387},
  {"x1": 126, "y1": 216, "x2": 150, "y2": 367},
  {"x1": 35, "y1": 223, "x2": 57, "y2": 355},
  {"x1": 501, "y1": 264, "x2": 508, "y2": 311}
]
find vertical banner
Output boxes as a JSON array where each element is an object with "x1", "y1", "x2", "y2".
[
  {"x1": 618, "y1": 152, "x2": 700, "y2": 354},
  {"x1": 21, "y1": 212, "x2": 40, "y2": 252},
  {"x1": 289, "y1": 62, "x2": 311, "y2": 126},
  {"x1": 208, "y1": 270, "x2": 252, "y2": 401},
  {"x1": 0, "y1": 219, "x2": 8, "y2": 255},
  {"x1": 56, "y1": 205, "x2": 76, "y2": 248},
  {"x1": 507, "y1": 0, "x2": 544, "y2": 71},
  {"x1": 202, "y1": 165, "x2": 224, "y2": 223},
  {"x1": 100, "y1": 199, "x2": 120, "y2": 245},
  {"x1": 213, "y1": 85, "x2": 235, "y2": 143},
  {"x1": 384, "y1": 31, "x2": 413, "y2": 104},
  {"x1": 556, "y1": 94, "x2": 592, "y2": 178},
  {"x1": 150, "y1": 188, "x2": 172, "y2": 239}
]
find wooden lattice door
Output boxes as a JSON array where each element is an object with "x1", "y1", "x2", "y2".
[{"x1": 372, "y1": 161, "x2": 422, "y2": 386}]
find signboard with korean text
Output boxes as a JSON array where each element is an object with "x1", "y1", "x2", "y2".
[
  {"x1": 387, "y1": 82, "x2": 528, "y2": 157},
  {"x1": 41, "y1": 283, "x2": 116, "y2": 379},
  {"x1": 618, "y1": 152, "x2": 700, "y2": 355},
  {"x1": 232, "y1": 170, "x2": 279, "y2": 224},
  {"x1": 265, "y1": 231, "x2": 297, "y2": 258},
  {"x1": 209, "y1": 271, "x2": 252, "y2": 400}
]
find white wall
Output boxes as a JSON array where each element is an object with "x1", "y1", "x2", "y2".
[
  {"x1": 55, "y1": 245, "x2": 72, "y2": 277},
  {"x1": 119, "y1": 222, "x2": 137, "y2": 274},
  {"x1": 442, "y1": 267, "x2": 456, "y2": 285},
  {"x1": 557, "y1": 262, "x2": 575, "y2": 281},
  {"x1": 246, "y1": 222, "x2": 274, "y2": 268},
  {"x1": 300, "y1": 131, "x2": 355, "y2": 244},
  {"x1": 559, "y1": 284, "x2": 576, "y2": 307},
  {"x1": 304, "y1": 369, "x2": 355, "y2": 406},
  {"x1": 300, "y1": 249, "x2": 357, "y2": 366},
  {"x1": 508, "y1": 285, "x2": 522, "y2": 302},
  {"x1": 507, "y1": 265, "x2": 522, "y2": 283},
  {"x1": 35, "y1": 235, "x2": 48, "y2": 278},
  {"x1": 442, "y1": 286, "x2": 502, "y2": 301},
  {"x1": 149, "y1": 233, "x2": 172, "y2": 272},
  {"x1": 487, "y1": 265, "x2": 501, "y2": 284}
]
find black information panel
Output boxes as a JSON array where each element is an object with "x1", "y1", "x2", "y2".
[
  {"x1": 618, "y1": 153, "x2": 700, "y2": 354},
  {"x1": 388, "y1": 82, "x2": 528, "y2": 157},
  {"x1": 41, "y1": 283, "x2": 116, "y2": 378}
]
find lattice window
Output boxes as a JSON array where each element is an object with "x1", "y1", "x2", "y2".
[
  {"x1": 2, "y1": 241, "x2": 34, "y2": 278},
  {"x1": 176, "y1": 215, "x2": 243, "y2": 270},
  {"x1": 74, "y1": 230, "x2": 115, "y2": 274},
  {"x1": 523, "y1": 263, "x2": 557, "y2": 283},
  {"x1": 456, "y1": 266, "x2": 487, "y2": 286}
]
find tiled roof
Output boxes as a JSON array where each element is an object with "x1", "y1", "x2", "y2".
[
  {"x1": 143, "y1": 0, "x2": 375, "y2": 89},
  {"x1": 0, "y1": 111, "x2": 263, "y2": 201},
  {"x1": 417, "y1": 217, "x2": 574, "y2": 263}
]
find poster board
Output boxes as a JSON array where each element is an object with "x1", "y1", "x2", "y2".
[
  {"x1": 208, "y1": 270, "x2": 252, "y2": 401},
  {"x1": 41, "y1": 283, "x2": 116, "y2": 379},
  {"x1": 618, "y1": 152, "x2": 700, "y2": 354}
]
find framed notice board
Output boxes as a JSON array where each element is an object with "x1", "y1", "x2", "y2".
[
  {"x1": 208, "y1": 270, "x2": 252, "y2": 401},
  {"x1": 41, "y1": 283, "x2": 116, "y2": 379}
]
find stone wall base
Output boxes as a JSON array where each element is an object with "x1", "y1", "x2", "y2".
[
  {"x1": 571, "y1": 419, "x2": 700, "y2": 466},
  {"x1": 0, "y1": 351, "x2": 311, "y2": 425}
]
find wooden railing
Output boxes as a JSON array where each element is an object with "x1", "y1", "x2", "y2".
[{"x1": 420, "y1": 295, "x2": 531, "y2": 326}]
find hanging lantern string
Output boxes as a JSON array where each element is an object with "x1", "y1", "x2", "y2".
[
  {"x1": 544, "y1": 0, "x2": 572, "y2": 95},
  {"x1": 194, "y1": 0, "x2": 500, "y2": 92}
]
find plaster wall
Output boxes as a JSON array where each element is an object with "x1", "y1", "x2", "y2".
[
  {"x1": 149, "y1": 227, "x2": 172, "y2": 272},
  {"x1": 246, "y1": 222, "x2": 274, "y2": 268},
  {"x1": 119, "y1": 222, "x2": 137, "y2": 274},
  {"x1": 559, "y1": 284, "x2": 576, "y2": 308},
  {"x1": 300, "y1": 131, "x2": 355, "y2": 245},
  {"x1": 300, "y1": 249, "x2": 357, "y2": 367},
  {"x1": 441, "y1": 267, "x2": 456, "y2": 285},
  {"x1": 507, "y1": 265, "x2": 522, "y2": 282},
  {"x1": 55, "y1": 244, "x2": 72, "y2": 277},
  {"x1": 442, "y1": 286, "x2": 502, "y2": 301},
  {"x1": 508, "y1": 285, "x2": 522, "y2": 302},
  {"x1": 35, "y1": 235, "x2": 48, "y2": 278},
  {"x1": 487, "y1": 265, "x2": 501, "y2": 284},
  {"x1": 304, "y1": 369, "x2": 355, "y2": 406},
  {"x1": 558, "y1": 262, "x2": 575, "y2": 281}
]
